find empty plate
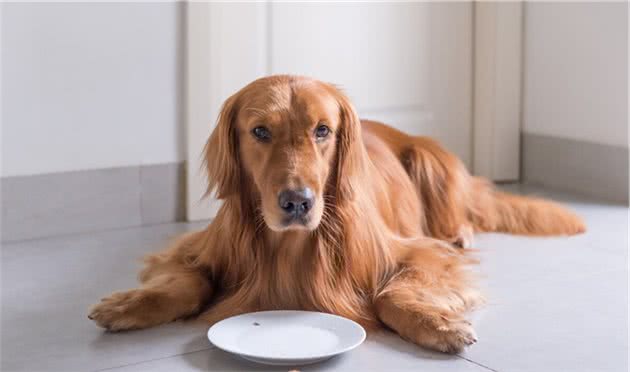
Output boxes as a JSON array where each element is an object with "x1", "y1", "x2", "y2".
[{"x1": 207, "y1": 310, "x2": 366, "y2": 366}]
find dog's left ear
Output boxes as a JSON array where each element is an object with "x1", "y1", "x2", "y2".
[
  {"x1": 332, "y1": 88, "x2": 369, "y2": 204},
  {"x1": 203, "y1": 93, "x2": 241, "y2": 199}
]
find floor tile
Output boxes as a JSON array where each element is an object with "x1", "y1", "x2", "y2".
[
  {"x1": 1, "y1": 222, "x2": 209, "y2": 372},
  {"x1": 463, "y1": 269, "x2": 628, "y2": 372},
  {"x1": 474, "y1": 232, "x2": 627, "y2": 304},
  {"x1": 465, "y1": 192, "x2": 628, "y2": 371}
]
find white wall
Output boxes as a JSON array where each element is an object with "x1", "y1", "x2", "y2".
[
  {"x1": 523, "y1": 2, "x2": 628, "y2": 147},
  {"x1": 1, "y1": 2, "x2": 184, "y2": 177}
]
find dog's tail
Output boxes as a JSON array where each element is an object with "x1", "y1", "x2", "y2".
[
  {"x1": 401, "y1": 135, "x2": 585, "y2": 238},
  {"x1": 468, "y1": 178, "x2": 586, "y2": 236}
]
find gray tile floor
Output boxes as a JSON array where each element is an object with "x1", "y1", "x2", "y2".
[{"x1": 2, "y1": 186, "x2": 628, "y2": 372}]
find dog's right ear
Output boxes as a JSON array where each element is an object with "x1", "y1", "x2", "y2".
[
  {"x1": 332, "y1": 88, "x2": 369, "y2": 205},
  {"x1": 204, "y1": 93, "x2": 240, "y2": 199}
]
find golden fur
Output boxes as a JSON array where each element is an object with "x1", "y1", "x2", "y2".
[{"x1": 89, "y1": 76, "x2": 585, "y2": 353}]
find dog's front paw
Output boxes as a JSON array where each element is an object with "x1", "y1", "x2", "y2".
[
  {"x1": 88, "y1": 289, "x2": 158, "y2": 331},
  {"x1": 431, "y1": 319, "x2": 478, "y2": 354}
]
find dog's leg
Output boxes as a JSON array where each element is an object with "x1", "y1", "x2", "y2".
[
  {"x1": 375, "y1": 239, "x2": 483, "y2": 353},
  {"x1": 88, "y1": 232, "x2": 213, "y2": 331},
  {"x1": 401, "y1": 137, "x2": 473, "y2": 243}
]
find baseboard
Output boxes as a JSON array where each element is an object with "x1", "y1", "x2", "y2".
[
  {"x1": 522, "y1": 133, "x2": 629, "y2": 204},
  {"x1": 1, "y1": 162, "x2": 186, "y2": 242}
]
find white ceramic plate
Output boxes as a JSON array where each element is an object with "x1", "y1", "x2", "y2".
[{"x1": 207, "y1": 310, "x2": 366, "y2": 366}]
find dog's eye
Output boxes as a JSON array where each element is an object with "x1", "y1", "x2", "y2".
[
  {"x1": 315, "y1": 124, "x2": 331, "y2": 141},
  {"x1": 252, "y1": 126, "x2": 271, "y2": 142}
]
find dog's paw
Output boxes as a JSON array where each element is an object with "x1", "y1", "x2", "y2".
[
  {"x1": 431, "y1": 319, "x2": 478, "y2": 354},
  {"x1": 451, "y1": 225, "x2": 474, "y2": 249},
  {"x1": 88, "y1": 289, "x2": 157, "y2": 331}
]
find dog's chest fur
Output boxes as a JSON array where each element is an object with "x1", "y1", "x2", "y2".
[{"x1": 203, "y1": 227, "x2": 377, "y2": 326}]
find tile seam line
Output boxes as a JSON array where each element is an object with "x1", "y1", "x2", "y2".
[
  {"x1": 456, "y1": 354, "x2": 500, "y2": 372},
  {"x1": 90, "y1": 346, "x2": 216, "y2": 372}
]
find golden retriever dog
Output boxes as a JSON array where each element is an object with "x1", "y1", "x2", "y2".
[{"x1": 89, "y1": 75, "x2": 585, "y2": 353}]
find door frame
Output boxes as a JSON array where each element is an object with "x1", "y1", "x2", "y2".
[
  {"x1": 473, "y1": 2, "x2": 523, "y2": 181},
  {"x1": 185, "y1": 2, "x2": 523, "y2": 220}
]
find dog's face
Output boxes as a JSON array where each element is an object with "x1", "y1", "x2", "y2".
[
  {"x1": 205, "y1": 76, "x2": 362, "y2": 232},
  {"x1": 237, "y1": 81, "x2": 340, "y2": 231}
]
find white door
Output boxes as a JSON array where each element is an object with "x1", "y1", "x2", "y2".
[{"x1": 186, "y1": 2, "x2": 520, "y2": 221}]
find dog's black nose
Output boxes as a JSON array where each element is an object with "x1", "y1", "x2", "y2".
[{"x1": 278, "y1": 188, "x2": 314, "y2": 218}]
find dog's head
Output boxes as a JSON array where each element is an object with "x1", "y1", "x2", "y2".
[{"x1": 205, "y1": 75, "x2": 365, "y2": 232}]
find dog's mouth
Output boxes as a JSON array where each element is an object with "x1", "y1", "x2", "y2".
[
  {"x1": 281, "y1": 214, "x2": 313, "y2": 230},
  {"x1": 263, "y1": 213, "x2": 320, "y2": 232}
]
